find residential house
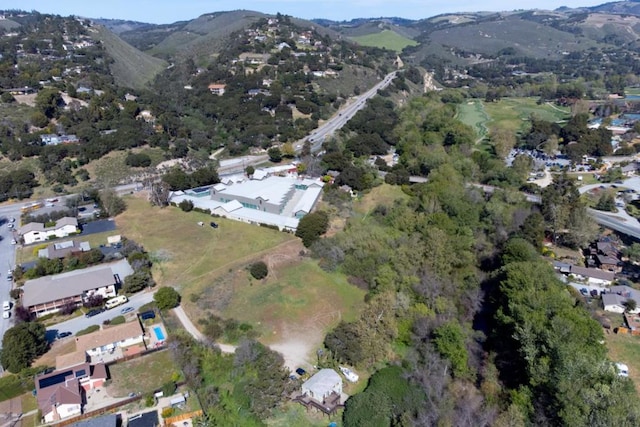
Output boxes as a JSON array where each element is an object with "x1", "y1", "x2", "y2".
[
  {"x1": 38, "y1": 240, "x2": 90, "y2": 259},
  {"x1": 602, "y1": 285, "x2": 640, "y2": 314},
  {"x1": 22, "y1": 259, "x2": 133, "y2": 317},
  {"x1": 40, "y1": 134, "x2": 80, "y2": 146},
  {"x1": 71, "y1": 414, "x2": 118, "y2": 427},
  {"x1": 295, "y1": 369, "x2": 345, "y2": 415},
  {"x1": 208, "y1": 83, "x2": 226, "y2": 96},
  {"x1": 595, "y1": 254, "x2": 622, "y2": 272},
  {"x1": 74, "y1": 320, "x2": 146, "y2": 361},
  {"x1": 19, "y1": 217, "x2": 79, "y2": 245},
  {"x1": 35, "y1": 362, "x2": 107, "y2": 423},
  {"x1": 622, "y1": 162, "x2": 640, "y2": 177},
  {"x1": 567, "y1": 265, "x2": 615, "y2": 286},
  {"x1": 127, "y1": 411, "x2": 159, "y2": 427}
]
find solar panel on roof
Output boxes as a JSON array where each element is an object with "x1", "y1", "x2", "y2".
[
  {"x1": 38, "y1": 370, "x2": 72, "y2": 389},
  {"x1": 75, "y1": 369, "x2": 86, "y2": 378}
]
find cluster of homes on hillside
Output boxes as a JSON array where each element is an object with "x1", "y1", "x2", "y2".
[
  {"x1": 553, "y1": 237, "x2": 640, "y2": 320},
  {"x1": 170, "y1": 164, "x2": 324, "y2": 231}
]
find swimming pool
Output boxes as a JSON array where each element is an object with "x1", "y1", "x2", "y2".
[{"x1": 153, "y1": 326, "x2": 165, "y2": 341}]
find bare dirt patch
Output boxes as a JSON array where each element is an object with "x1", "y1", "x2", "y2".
[{"x1": 32, "y1": 339, "x2": 77, "y2": 369}]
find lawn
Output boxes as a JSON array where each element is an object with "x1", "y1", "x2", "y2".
[
  {"x1": 350, "y1": 30, "x2": 418, "y2": 52},
  {"x1": 221, "y1": 259, "x2": 365, "y2": 342},
  {"x1": 115, "y1": 197, "x2": 297, "y2": 294},
  {"x1": 354, "y1": 183, "x2": 410, "y2": 216},
  {"x1": 456, "y1": 100, "x2": 490, "y2": 143},
  {"x1": 606, "y1": 333, "x2": 640, "y2": 392},
  {"x1": 482, "y1": 97, "x2": 571, "y2": 136},
  {"x1": 267, "y1": 402, "x2": 342, "y2": 427},
  {"x1": 106, "y1": 350, "x2": 180, "y2": 397}
]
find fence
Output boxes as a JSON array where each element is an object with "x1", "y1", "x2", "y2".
[
  {"x1": 53, "y1": 394, "x2": 142, "y2": 427},
  {"x1": 163, "y1": 410, "x2": 203, "y2": 426}
]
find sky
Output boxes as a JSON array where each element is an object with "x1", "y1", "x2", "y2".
[{"x1": 4, "y1": 0, "x2": 609, "y2": 24}]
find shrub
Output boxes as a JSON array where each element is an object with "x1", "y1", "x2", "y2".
[
  {"x1": 161, "y1": 407, "x2": 174, "y2": 418},
  {"x1": 162, "y1": 381, "x2": 177, "y2": 396},
  {"x1": 250, "y1": 261, "x2": 268, "y2": 279},
  {"x1": 110, "y1": 315, "x2": 126, "y2": 325},
  {"x1": 145, "y1": 394, "x2": 155, "y2": 407},
  {"x1": 76, "y1": 325, "x2": 100, "y2": 336},
  {"x1": 154, "y1": 287, "x2": 181, "y2": 310},
  {"x1": 178, "y1": 199, "x2": 194, "y2": 212}
]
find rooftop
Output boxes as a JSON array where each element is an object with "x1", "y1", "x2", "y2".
[
  {"x1": 74, "y1": 321, "x2": 144, "y2": 353},
  {"x1": 302, "y1": 369, "x2": 342, "y2": 396},
  {"x1": 569, "y1": 265, "x2": 615, "y2": 282},
  {"x1": 22, "y1": 259, "x2": 133, "y2": 308}
]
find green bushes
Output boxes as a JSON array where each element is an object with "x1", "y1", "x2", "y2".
[
  {"x1": 154, "y1": 287, "x2": 181, "y2": 310},
  {"x1": 76, "y1": 325, "x2": 100, "y2": 336},
  {"x1": 249, "y1": 261, "x2": 268, "y2": 279}
]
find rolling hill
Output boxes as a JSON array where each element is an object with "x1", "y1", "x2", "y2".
[
  {"x1": 350, "y1": 29, "x2": 418, "y2": 52},
  {"x1": 90, "y1": 25, "x2": 167, "y2": 89}
]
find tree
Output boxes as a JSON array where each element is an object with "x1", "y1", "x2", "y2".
[
  {"x1": 1, "y1": 322, "x2": 48, "y2": 373},
  {"x1": 492, "y1": 128, "x2": 516, "y2": 159},
  {"x1": 250, "y1": 261, "x2": 268, "y2": 279},
  {"x1": 432, "y1": 321, "x2": 472, "y2": 379},
  {"x1": 123, "y1": 270, "x2": 155, "y2": 293},
  {"x1": 178, "y1": 199, "x2": 194, "y2": 212},
  {"x1": 267, "y1": 147, "x2": 282, "y2": 162},
  {"x1": 295, "y1": 211, "x2": 329, "y2": 247},
  {"x1": 99, "y1": 189, "x2": 126, "y2": 217},
  {"x1": 154, "y1": 287, "x2": 181, "y2": 310},
  {"x1": 595, "y1": 193, "x2": 615, "y2": 212},
  {"x1": 149, "y1": 181, "x2": 171, "y2": 207},
  {"x1": 245, "y1": 165, "x2": 255, "y2": 177},
  {"x1": 623, "y1": 243, "x2": 640, "y2": 263},
  {"x1": 624, "y1": 298, "x2": 637, "y2": 313}
]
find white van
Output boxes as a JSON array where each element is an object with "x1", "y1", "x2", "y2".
[{"x1": 105, "y1": 295, "x2": 128, "y2": 309}]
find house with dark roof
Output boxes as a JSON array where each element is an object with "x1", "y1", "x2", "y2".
[
  {"x1": 568, "y1": 265, "x2": 615, "y2": 286},
  {"x1": 71, "y1": 413, "x2": 118, "y2": 427},
  {"x1": 595, "y1": 254, "x2": 622, "y2": 272},
  {"x1": 603, "y1": 285, "x2": 640, "y2": 314},
  {"x1": 127, "y1": 411, "x2": 159, "y2": 427},
  {"x1": 35, "y1": 362, "x2": 107, "y2": 423},
  {"x1": 38, "y1": 240, "x2": 90, "y2": 259},
  {"x1": 22, "y1": 259, "x2": 133, "y2": 317}
]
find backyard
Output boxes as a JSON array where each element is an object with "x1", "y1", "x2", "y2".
[
  {"x1": 606, "y1": 332, "x2": 640, "y2": 392},
  {"x1": 106, "y1": 349, "x2": 180, "y2": 397}
]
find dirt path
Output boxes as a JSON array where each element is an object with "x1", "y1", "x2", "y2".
[{"x1": 172, "y1": 306, "x2": 236, "y2": 353}]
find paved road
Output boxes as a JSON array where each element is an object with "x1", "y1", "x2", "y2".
[
  {"x1": 304, "y1": 71, "x2": 398, "y2": 153},
  {"x1": 47, "y1": 290, "x2": 156, "y2": 340},
  {"x1": 0, "y1": 203, "x2": 22, "y2": 340},
  {"x1": 214, "y1": 71, "x2": 398, "y2": 175}
]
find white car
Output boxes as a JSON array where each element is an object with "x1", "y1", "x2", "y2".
[
  {"x1": 10, "y1": 239, "x2": 16, "y2": 245},
  {"x1": 2, "y1": 301, "x2": 10, "y2": 311},
  {"x1": 2, "y1": 311, "x2": 9, "y2": 319}
]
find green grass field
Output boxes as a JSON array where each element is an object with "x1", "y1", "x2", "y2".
[
  {"x1": 354, "y1": 183, "x2": 411, "y2": 216},
  {"x1": 482, "y1": 97, "x2": 571, "y2": 136},
  {"x1": 456, "y1": 100, "x2": 490, "y2": 142},
  {"x1": 222, "y1": 260, "x2": 365, "y2": 341},
  {"x1": 350, "y1": 30, "x2": 418, "y2": 52},
  {"x1": 606, "y1": 333, "x2": 640, "y2": 392},
  {"x1": 625, "y1": 87, "x2": 640, "y2": 96},
  {"x1": 107, "y1": 350, "x2": 180, "y2": 397}
]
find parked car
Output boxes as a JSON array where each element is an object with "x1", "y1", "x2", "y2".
[
  {"x1": 85, "y1": 308, "x2": 104, "y2": 318},
  {"x1": 140, "y1": 310, "x2": 156, "y2": 320},
  {"x1": 3, "y1": 301, "x2": 10, "y2": 311},
  {"x1": 590, "y1": 289, "x2": 599, "y2": 297},
  {"x1": 210, "y1": 222, "x2": 218, "y2": 229},
  {"x1": 580, "y1": 288, "x2": 589, "y2": 296},
  {"x1": 295, "y1": 368, "x2": 307, "y2": 376},
  {"x1": 2, "y1": 311, "x2": 9, "y2": 319},
  {"x1": 57, "y1": 331, "x2": 72, "y2": 339},
  {"x1": 120, "y1": 306, "x2": 134, "y2": 315}
]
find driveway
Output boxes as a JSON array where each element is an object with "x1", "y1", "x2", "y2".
[{"x1": 79, "y1": 219, "x2": 117, "y2": 236}]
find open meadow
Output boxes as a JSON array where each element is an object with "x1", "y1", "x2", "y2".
[
  {"x1": 457, "y1": 97, "x2": 571, "y2": 142},
  {"x1": 115, "y1": 196, "x2": 365, "y2": 369},
  {"x1": 349, "y1": 30, "x2": 418, "y2": 52},
  {"x1": 606, "y1": 332, "x2": 640, "y2": 392}
]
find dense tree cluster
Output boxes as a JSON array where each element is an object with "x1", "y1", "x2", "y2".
[{"x1": 0, "y1": 322, "x2": 48, "y2": 373}]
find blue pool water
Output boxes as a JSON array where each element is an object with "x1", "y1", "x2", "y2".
[{"x1": 153, "y1": 326, "x2": 165, "y2": 341}]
